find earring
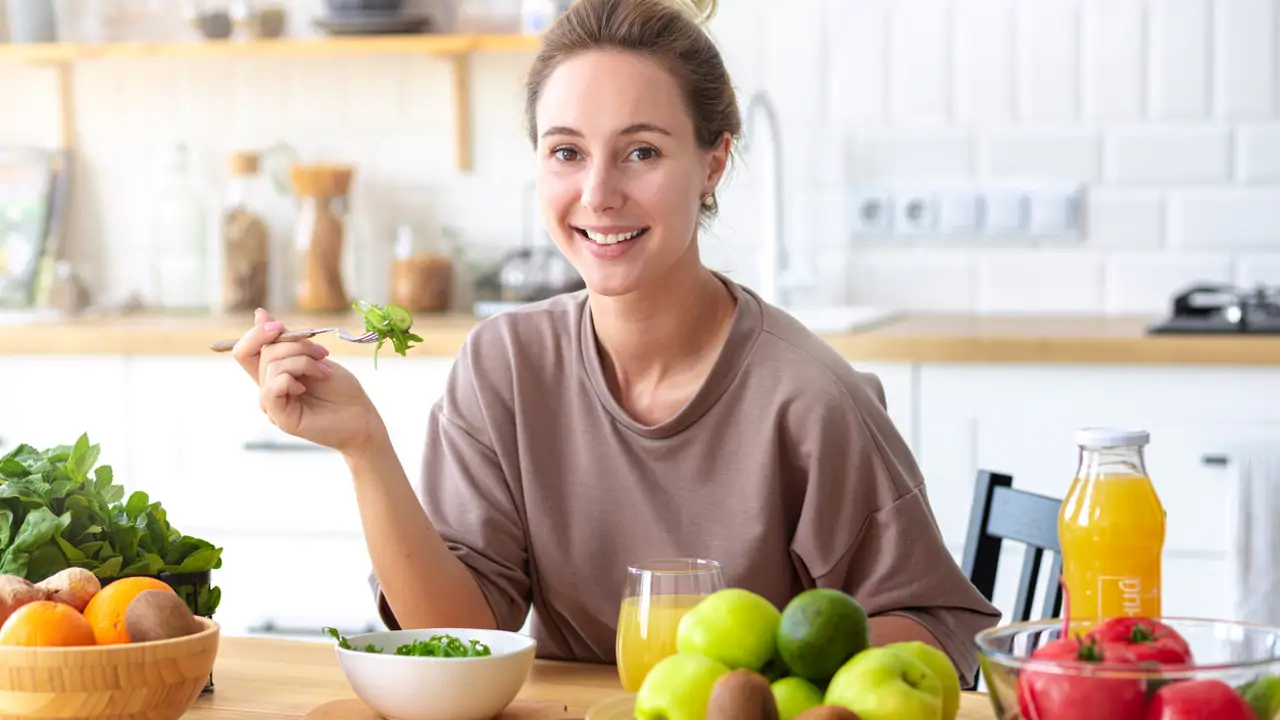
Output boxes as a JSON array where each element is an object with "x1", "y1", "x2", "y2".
[{"x1": 701, "y1": 193, "x2": 715, "y2": 208}]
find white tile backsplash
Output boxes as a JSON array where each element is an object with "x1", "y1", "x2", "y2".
[
  {"x1": 1237, "y1": 126, "x2": 1280, "y2": 182},
  {"x1": 980, "y1": 129, "x2": 1099, "y2": 182},
  {"x1": 1081, "y1": 0, "x2": 1145, "y2": 121},
  {"x1": 1106, "y1": 127, "x2": 1232, "y2": 184},
  {"x1": 1148, "y1": 0, "x2": 1212, "y2": 119},
  {"x1": 1213, "y1": 0, "x2": 1276, "y2": 120},
  {"x1": 1169, "y1": 188, "x2": 1280, "y2": 249},
  {"x1": 6, "y1": 0, "x2": 1279, "y2": 317},
  {"x1": 1104, "y1": 253, "x2": 1234, "y2": 313},
  {"x1": 1015, "y1": 0, "x2": 1081, "y2": 122}
]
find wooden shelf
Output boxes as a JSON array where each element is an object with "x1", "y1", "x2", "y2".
[{"x1": 0, "y1": 33, "x2": 544, "y2": 170}]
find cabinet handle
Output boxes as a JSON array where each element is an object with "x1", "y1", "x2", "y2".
[
  {"x1": 242, "y1": 440, "x2": 333, "y2": 453},
  {"x1": 1202, "y1": 454, "x2": 1230, "y2": 467}
]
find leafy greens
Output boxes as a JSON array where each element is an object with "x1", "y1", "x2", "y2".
[
  {"x1": 0, "y1": 433, "x2": 222, "y2": 616},
  {"x1": 355, "y1": 300, "x2": 423, "y2": 369},
  {"x1": 325, "y1": 627, "x2": 493, "y2": 657}
]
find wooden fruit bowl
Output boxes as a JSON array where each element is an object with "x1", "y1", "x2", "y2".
[{"x1": 0, "y1": 616, "x2": 219, "y2": 719}]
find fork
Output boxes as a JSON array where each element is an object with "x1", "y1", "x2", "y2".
[{"x1": 208, "y1": 327, "x2": 380, "y2": 353}]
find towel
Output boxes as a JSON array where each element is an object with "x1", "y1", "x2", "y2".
[{"x1": 1226, "y1": 450, "x2": 1280, "y2": 626}]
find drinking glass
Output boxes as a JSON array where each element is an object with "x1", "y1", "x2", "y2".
[{"x1": 615, "y1": 558, "x2": 724, "y2": 692}]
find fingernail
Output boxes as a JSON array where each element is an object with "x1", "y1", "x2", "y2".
[
  {"x1": 317, "y1": 360, "x2": 333, "y2": 375},
  {"x1": 264, "y1": 321, "x2": 284, "y2": 332},
  {"x1": 317, "y1": 345, "x2": 330, "y2": 357}
]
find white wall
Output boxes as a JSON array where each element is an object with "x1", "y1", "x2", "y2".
[{"x1": 2, "y1": 0, "x2": 1279, "y2": 315}]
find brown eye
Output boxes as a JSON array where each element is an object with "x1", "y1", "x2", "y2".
[
  {"x1": 630, "y1": 147, "x2": 658, "y2": 161},
  {"x1": 553, "y1": 147, "x2": 579, "y2": 162}
]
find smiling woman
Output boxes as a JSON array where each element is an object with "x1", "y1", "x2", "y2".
[{"x1": 225, "y1": 0, "x2": 1002, "y2": 693}]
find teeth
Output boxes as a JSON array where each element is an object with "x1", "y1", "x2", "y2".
[{"x1": 583, "y1": 229, "x2": 642, "y2": 245}]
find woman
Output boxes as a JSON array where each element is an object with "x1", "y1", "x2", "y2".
[{"x1": 231, "y1": 0, "x2": 999, "y2": 685}]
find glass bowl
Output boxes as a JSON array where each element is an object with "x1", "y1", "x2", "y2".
[{"x1": 975, "y1": 618, "x2": 1280, "y2": 720}]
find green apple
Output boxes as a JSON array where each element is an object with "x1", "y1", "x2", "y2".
[
  {"x1": 634, "y1": 652, "x2": 731, "y2": 720},
  {"x1": 676, "y1": 588, "x2": 781, "y2": 671},
  {"x1": 772, "y1": 676, "x2": 825, "y2": 720},
  {"x1": 824, "y1": 647, "x2": 943, "y2": 720},
  {"x1": 883, "y1": 641, "x2": 960, "y2": 720},
  {"x1": 1240, "y1": 675, "x2": 1280, "y2": 720}
]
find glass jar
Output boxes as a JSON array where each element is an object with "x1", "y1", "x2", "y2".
[
  {"x1": 290, "y1": 165, "x2": 354, "y2": 312},
  {"x1": 220, "y1": 151, "x2": 271, "y2": 313}
]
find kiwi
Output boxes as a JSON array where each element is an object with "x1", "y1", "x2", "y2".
[
  {"x1": 706, "y1": 668, "x2": 780, "y2": 720},
  {"x1": 125, "y1": 589, "x2": 201, "y2": 643},
  {"x1": 793, "y1": 706, "x2": 862, "y2": 720}
]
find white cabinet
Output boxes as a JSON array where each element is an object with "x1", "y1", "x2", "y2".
[
  {"x1": 916, "y1": 362, "x2": 1280, "y2": 623},
  {"x1": 0, "y1": 356, "x2": 134, "y2": 477},
  {"x1": 852, "y1": 361, "x2": 917, "y2": 453}
]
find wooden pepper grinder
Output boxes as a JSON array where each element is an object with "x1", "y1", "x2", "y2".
[{"x1": 289, "y1": 164, "x2": 354, "y2": 312}]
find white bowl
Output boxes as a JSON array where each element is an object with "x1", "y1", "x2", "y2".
[{"x1": 334, "y1": 627, "x2": 537, "y2": 720}]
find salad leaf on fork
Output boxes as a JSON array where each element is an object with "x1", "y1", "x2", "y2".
[{"x1": 354, "y1": 301, "x2": 424, "y2": 368}]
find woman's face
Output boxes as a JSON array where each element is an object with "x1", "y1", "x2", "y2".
[{"x1": 535, "y1": 50, "x2": 729, "y2": 298}]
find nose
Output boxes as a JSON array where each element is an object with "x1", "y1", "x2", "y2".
[{"x1": 580, "y1": 161, "x2": 623, "y2": 214}]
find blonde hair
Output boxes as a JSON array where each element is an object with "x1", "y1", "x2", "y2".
[{"x1": 524, "y1": 0, "x2": 740, "y2": 219}]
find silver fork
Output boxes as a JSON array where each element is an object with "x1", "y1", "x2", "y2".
[{"x1": 208, "y1": 327, "x2": 380, "y2": 353}]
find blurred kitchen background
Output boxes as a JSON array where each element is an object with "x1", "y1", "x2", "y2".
[{"x1": 2, "y1": 0, "x2": 1279, "y2": 644}]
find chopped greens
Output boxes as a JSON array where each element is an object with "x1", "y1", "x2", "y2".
[
  {"x1": 325, "y1": 627, "x2": 493, "y2": 657},
  {"x1": 0, "y1": 434, "x2": 223, "y2": 616},
  {"x1": 354, "y1": 300, "x2": 424, "y2": 369}
]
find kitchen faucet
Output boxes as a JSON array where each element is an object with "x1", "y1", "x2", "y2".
[{"x1": 742, "y1": 89, "x2": 808, "y2": 308}]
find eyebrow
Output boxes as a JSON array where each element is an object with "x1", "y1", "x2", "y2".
[{"x1": 539, "y1": 123, "x2": 673, "y2": 139}]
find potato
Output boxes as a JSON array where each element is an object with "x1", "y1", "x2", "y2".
[
  {"x1": 0, "y1": 575, "x2": 48, "y2": 626},
  {"x1": 36, "y1": 568, "x2": 101, "y2": 613},
  {"x1": 124, "y1": 589, "x2": 201, "y2": 643}
]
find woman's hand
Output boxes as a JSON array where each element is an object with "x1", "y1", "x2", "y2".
[{"x1": 232, "y1": 308, "x2": 384, "y2": 454}]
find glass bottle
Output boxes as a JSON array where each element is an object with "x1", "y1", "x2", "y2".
[
  {"x1": 1058, "y1": 428, "x2": 1166, "y2": 627},
  {"x1": 150, "y1": 143, "x2": 210, "y2": 311}
]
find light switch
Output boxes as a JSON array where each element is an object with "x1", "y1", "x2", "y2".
[
  {"x1": 983, "y1": 190, "x2": 1028, "y2": 234},
  {"x1": 937, "y1": 190, "x2": 981, "y2": 234}
]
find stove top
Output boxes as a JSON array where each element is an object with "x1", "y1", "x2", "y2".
[{"x1": 1148, "y1": 284, "x2": 1280, "y2": 335}]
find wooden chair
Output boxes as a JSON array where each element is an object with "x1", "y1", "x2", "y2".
[{"x1": 960, "y1": 470, "x2": 1065, "y2": 690}]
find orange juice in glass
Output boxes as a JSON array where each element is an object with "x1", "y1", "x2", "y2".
[
  {"x1": 1059, "y1": 428, "x2": 1165, "y2": 628},
  {"x1": 616, "y1": 558, "x2": 723, "y2": 692}
]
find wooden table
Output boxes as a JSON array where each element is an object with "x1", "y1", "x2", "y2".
[{"x1": 184, "y1": 637, "x2": 995, "y2": 719}]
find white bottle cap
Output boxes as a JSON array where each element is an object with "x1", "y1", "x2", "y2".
[{"x1": 1074, "y1": 427, "x2": 1150, "y2": 449}]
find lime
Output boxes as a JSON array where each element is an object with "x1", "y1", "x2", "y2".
[
  {"x1": 771, "y1": 676, "x2": 825, "y2": 720},
  {"x1": 776, "y1": 589, "x2": 870, "y2": 683}
]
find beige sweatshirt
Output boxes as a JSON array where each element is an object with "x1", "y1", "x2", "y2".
[{"x1": 370, "y1": 276, "x2": 1001, "y2": 684}]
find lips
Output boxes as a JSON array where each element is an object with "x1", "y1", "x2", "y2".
[{"x1": 574, "y1": 227, "x2": 650, "y2": 245}]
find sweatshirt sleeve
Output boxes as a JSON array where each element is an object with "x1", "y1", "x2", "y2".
[
  {"x1": 369, "y1": 339, "x2": 532, "y2": 634},
  {"x1": 788, "y1": 369, "x2": 1001, "y2": 687}
]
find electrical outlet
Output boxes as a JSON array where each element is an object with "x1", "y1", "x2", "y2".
[
  {"x1": 850, "y1": 191, "x2": 892, "y2": 236},
  {"x1": 895, "y1": 192, "x2": 936, "y2": 235}
]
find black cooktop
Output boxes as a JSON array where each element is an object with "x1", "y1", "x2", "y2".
[{"x1": 1148, "y1": 284, "x2": 1280, "y2": 335}]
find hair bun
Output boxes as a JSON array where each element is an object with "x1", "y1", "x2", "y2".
[{"x1": 662, "y1": 0, "x2": 717, "y2": 25}]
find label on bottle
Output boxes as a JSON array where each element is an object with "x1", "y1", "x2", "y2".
[{"x1": 1098, "y1": 576, "x2": 1156, "y2": 618}]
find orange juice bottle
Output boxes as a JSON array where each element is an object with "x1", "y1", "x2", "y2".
[{"x1": 1059, "y1": 428, "x2": 1165, "y2": 626}]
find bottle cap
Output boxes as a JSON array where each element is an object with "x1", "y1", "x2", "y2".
[{"x1": 1075, "y1": 427, "x2": 1150, "y2": 449}]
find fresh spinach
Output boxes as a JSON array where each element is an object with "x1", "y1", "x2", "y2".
[
  {"x1": 0, "y1": 434, "x2": 222, "y2": 615},
  {"x1": 324, "y1": 627, "x2": 493, "y2": 657},
  {"x1": 354, "y1": 300, "x2": 423, "y2": 368}
]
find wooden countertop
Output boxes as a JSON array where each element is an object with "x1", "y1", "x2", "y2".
[
  {"x1": 4, "y1": 308, "x2": 1279, "y2": 365},
  {"x1": 187, "y1": 636, "x2": 996, "y2": 719}
]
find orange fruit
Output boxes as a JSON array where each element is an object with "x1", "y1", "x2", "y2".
[
  {"x1": 82, "y1": 577, "x2": 176, "y2": 645},
  {"x1": 0, "y1": 601, "x2": 96, "y2": 647}
]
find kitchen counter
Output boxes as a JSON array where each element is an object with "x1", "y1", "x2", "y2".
[
  {"x1": 189, "y1": 636, "x2": 996, "y2": 718},
  {"x1": 3, "y1": 309, "x2": 1279, "y2": 365}
]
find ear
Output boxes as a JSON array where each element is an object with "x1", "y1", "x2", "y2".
[{"x1": 702, "y1": 131, "x2": 732, "y2": 195}]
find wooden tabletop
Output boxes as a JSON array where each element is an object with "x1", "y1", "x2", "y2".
[{"x1": 185, "y1": 637, "x2": 996, "y2": 719}]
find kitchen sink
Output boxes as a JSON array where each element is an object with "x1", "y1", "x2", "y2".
[{"x1": 782, "y1": 305, "x2": 900, "y2": 334}]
